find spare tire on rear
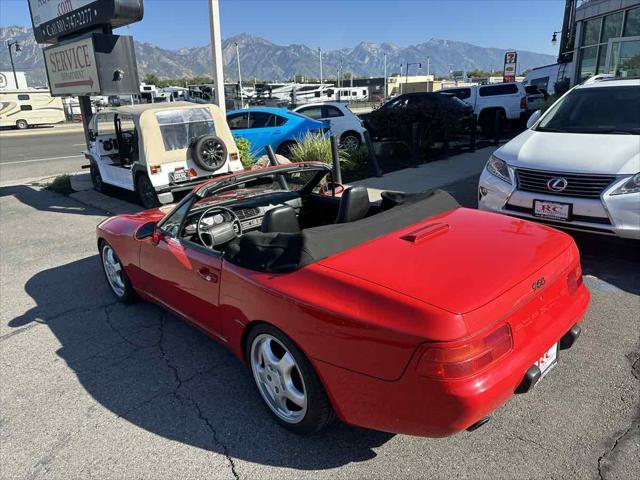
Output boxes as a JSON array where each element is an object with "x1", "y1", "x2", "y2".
[{"x1": 192, "y1": 135, "x2": 228, "y2": 172}]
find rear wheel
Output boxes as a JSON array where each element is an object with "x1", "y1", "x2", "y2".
[
  {"x1": 276, "y1": 141, "x2": 297, "y2": 159},
  {"x1": 100, "y1": 242, "x2": 137, "y2": 303},
  {"x1": 247, "y1": 324, "x2": 335, "y2": 434},
  {"x1": 16, "y1": 119, "x2": 28, "y2": 130},
  {"x1": 136, "y1": 174, "x2": 160, "y2": 209},
  {"x1": 340, "y1": 131, "x2": 361, "y2": 150}
]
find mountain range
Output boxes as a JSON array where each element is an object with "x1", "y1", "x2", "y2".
[{"x1": 0, "y1": 26, "x2": 556, "y2": 86}]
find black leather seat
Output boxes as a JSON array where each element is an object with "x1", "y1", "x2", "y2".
[
  {"x1": 261, "y1": 206, "x2": 301, "y2": 233},
  {"x1": 336, "y1": 186, "x2": 370, "y2": 223}
]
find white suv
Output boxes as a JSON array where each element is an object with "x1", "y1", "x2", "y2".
[
  {"x1": 440, "y1": 83, "x2": 528, "y2": 135},
  {"x1": 478, "y1": 78, "x2": 640, "y2": 240}
]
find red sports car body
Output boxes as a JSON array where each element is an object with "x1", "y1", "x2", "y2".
[{"x1": 97, "y1": 162, "x2": 589, "y2": 436}]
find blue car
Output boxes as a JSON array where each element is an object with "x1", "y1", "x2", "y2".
[{"x1": 227, "y1": 107, "x2": 329, "y2": 157}]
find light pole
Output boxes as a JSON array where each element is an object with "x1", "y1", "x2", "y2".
[
  {"x1": 383, "y1": 52, "x2": 387, "y2": 101},
  {"x1": 318, "y1": 47, "x2": 323, "y2": 85},
  {"x1": 234, "y1": 42, "x2": 244, "y2": 107},
  {"x1": 404, "y1": 62, "x2": 421, "y2": 92},
  {"x1": 207, "y1": 0, "x2": 225, "y2": 113},
  {"x1": 426, "y1": 56, "x2": 430, "y2": 77},
  {"x1": 6, "y1": 41, "x2": 21, "y2": 88}
]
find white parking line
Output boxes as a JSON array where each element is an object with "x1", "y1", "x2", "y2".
[{"x1": 0, "y1": 154, "x2": 85, "y2": 165}]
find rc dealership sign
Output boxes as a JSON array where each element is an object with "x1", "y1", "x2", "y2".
[
  {"x1": 44, "y1": 36, "x2": 100, "y2": 95},
  {"x1": 29, "y1": 0, "x2": 144, "y2": 44}
]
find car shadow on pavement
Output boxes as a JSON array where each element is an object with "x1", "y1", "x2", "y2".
[
  {"x1": 0, "y1": 185, "x2": 103, "y2": 217},
  {"x1": 9, "y1": 255, "x2": 394, "y2": 470}
]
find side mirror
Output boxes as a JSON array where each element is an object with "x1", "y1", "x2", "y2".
[
  {"x1": 526, "y1": 110, "x2": 542, "y2": 129},
  {"x1": 321, "y1": 182, "x2": 346, "y2": 196},
  {"x1": 135, "y1": 221, "x2": 158, "y2": 241}
]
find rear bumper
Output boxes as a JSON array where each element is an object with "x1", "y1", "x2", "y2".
[{"x1": 314, "y1": 283, "x2": 590, "y2": 437}]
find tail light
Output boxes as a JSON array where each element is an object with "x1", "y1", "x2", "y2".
[
  {"x1": 520, "y1": 96, "x2": 528, "y2": 109},
  {"x1": 150, "y1": 164, "x2": 161, "y2": 174},
  {"x1": 417, "y1": 324, "x2": 513, "y2": 379},
  {"x1": 188, "y1": 168, "x2": 197, "y2": 178},
  {"x1": 230, "y1": 152, "x2": 240, "y2": 162},
  {"x1": 567, "y1": 264, "x2": 584, "y2": 295}
]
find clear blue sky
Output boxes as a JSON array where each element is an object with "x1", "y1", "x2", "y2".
[{"x1": 1, "y1": 0, "x2": 565, "y2": 54}]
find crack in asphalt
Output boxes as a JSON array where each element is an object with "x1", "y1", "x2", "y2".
[
  {"x1": 597, "y1": 421, "x2": 640, "y2": 480},
  {"x1": 103, "y1": 304, "x2": 151, "y2": 349},
  {"x1": 0, "y1": 301, "x2": 119, "y2": 342},
  {"x1": 156, "y1": 310, "x2": 240, "y2": 480}
]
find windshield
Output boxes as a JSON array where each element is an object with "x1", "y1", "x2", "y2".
[
  {"x1": 194, "y1": 168, "x2": 325, "y2": 207},
  {"x1": 536, "y1": 86, "x2": 640, "y2": 135}
]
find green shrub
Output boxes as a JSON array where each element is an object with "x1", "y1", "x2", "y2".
[
  {"x1": 235, "y1": 137, "x2": 255, "y2": 169},
  {"x1": 288, "y1": 133, "x2": 351, "y2": 167},
  {"x1": 46, "y1": 175, "x2": 73, "y2": 195},
  {"x1": 342, "y1": 145, "x2": 370, "y2": 170}
]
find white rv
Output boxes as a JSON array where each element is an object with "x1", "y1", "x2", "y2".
[{"x1": 0, "y1": 89, "x2": 65, "y2": 129}]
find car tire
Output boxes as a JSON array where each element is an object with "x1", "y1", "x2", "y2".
[
  {"x1": 192, "y1": 134, "x2": 228, "y2": 172},
  {"x1": 90, "y1": 163, "x2": 106, "y2": 193},
  {"x1": 480, "y1": 109, "x2": 505, "y2": 137},
  {"x1": 340, "y1": 131, "x2": 361, "y2": 150},
  {"x1": 16, "y1": 119, "x2": 28, "y2": 130},
  {"x1": 99, "y1": 241, "x2": 137, "y2": 304},
  {"x1": 247, "y1": 324, "x2": 335, "y2": 434},
  {"x1": 276, "y1": 141, "x2": 297, "y2": 159},
  {"x1": 136, "y1": 174, "x2": 160, "y2": 209}
]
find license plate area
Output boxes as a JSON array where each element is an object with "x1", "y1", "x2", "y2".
[
  {"x1": 535, "y1": 343, "x2": 558, "y2": 380},
  {"x1": 171, "y1": 170, "x2": 189, "y2": 183},
  {"x1": 533, "y1": 199, "x2": 572, "y2": 221}
]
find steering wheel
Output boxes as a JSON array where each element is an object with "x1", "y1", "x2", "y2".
[{"x1": 197, "y1": 206, "x2": 243, "y2": 249}]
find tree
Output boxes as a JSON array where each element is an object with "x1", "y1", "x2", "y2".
[{"x1": 142, "y1": 73, "x2": 160, "y2": 86}]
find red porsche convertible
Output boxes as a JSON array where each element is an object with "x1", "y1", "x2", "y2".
[{"x1": 97, "y1": 162, "x2": 589, "y2": 437}]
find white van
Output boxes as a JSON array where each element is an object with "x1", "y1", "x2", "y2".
[{"x1": 0, "y1": 90, "x2": 66, "y2": 129}]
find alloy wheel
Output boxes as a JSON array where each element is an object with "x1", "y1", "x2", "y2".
[
  {"x1": 250, "y1": 334, "x2": 308, "y2": 423},
  {"x1": 342, "y1": 134, "x2": 360, "y2": 150},
  {"x1": 201, "y1": 139, "x2": 225, "y2": 168},
  {"x1": 102, "y1": 244, "x2": 125, "y2": 297}
]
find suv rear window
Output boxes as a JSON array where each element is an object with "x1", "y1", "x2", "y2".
[
  {"x1": 443, "y1": 88, "x2": 471, "y2": 100},
  {"x1": 156, "y1": 108, "x2": 216, "y2": 151},
  {"x1": 479, "y1": 84, "x2": 519, "y2": 96}
]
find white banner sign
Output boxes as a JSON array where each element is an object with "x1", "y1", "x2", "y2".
[
  {"x1": 44, "y1": 36, "x2": 101, "y2": 96},
  {"x1": 29, "y1": 0, "x2": 95, "y2": 27}
]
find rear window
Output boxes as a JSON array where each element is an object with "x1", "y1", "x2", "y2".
[
  {"x1": 156, "y1": 108, "x2": 216, "y2": 151},
  {"x1": 479, "y1": 84, "x2": 519, "y2": 97},
  {"x1": 443, "y1": 88, "x2": 471, "y2": 100}
]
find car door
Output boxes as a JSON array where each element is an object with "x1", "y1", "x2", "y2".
[
  {"x1": 138, "y1": 200, "x2": 223, "y2": 334},
  {"x1": 323, "y1": 105, "x2": 349, "y2": 137}
]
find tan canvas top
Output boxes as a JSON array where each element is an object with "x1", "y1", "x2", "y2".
[{"x1": 104, "y1": 102, "x2": 237, "y2": 165}]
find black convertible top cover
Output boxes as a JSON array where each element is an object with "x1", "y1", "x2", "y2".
[{"x1": 225, "y1": 189, "x2": 460, "y2": 273}]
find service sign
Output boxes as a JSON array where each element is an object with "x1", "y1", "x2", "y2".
[
  {"x1": 29, "y1": 0, "x2": 144, "y2": 44},
  {"x1": 44, "y1": 36, "x2": 101, "y2": 96}
]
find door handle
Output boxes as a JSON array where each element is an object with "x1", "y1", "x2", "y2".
[{"x1": 197, "y1": 267, "x2": 218, "y2": 283}]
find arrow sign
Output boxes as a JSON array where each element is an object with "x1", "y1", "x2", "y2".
[{"x1": 54, "y1": 77, "x2": 95, "y2": 89}]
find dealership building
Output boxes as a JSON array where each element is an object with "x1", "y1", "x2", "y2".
[{"x1": 571, "y1": 0, "x2": 640, "y2": 83}]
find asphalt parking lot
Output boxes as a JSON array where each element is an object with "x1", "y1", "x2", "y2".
[{"x1": 1, "y1": 173, "x2": 638, "y2": 479}]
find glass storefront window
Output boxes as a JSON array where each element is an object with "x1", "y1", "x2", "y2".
[
  {"x1": 579, "y1": 46, "x2": 598, "y2": 81},
  {"x1": 583, "y1": 18, "x2": 602, "y2": 46},
  {"x1": 596, "y1": 45, "x2": 609, "y2": 73},
  {"x1": 601, "y1": 12, "x2": 623, "y2": 43},
  {"x1": 624, "y1": 8, "x2": 640, "y2": 36},
  {"x1": 611, "y1": 40, "x2": 640, "y2": 78}
]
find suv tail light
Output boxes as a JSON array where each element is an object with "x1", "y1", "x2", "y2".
[
  {"x1": 417, "y1": 324, "x2": 513, "y2": 379},
  {"x1": 520, "y1": 96, "x2": 528, "y2": 110}
]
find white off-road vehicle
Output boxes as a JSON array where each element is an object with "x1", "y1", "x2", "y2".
[{"x1": 85, "y1": 102, "x2": 243, "y2": 208}]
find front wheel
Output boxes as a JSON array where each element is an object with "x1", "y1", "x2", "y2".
[
  {"x1": 248, "y1": 324, "x2": 335, "y2": 434},
  {"x1": 90, "y1": 163, "x2": 106, "y2": 193},
  {"x1": 276, "y1": 141, "x2": 297, "y2": 159},
  {"x1": 136, "y1": 174, "x2": 160, "y2": 209},
  {"x1": 340, "y1": 132, "x2": 361, "y2": 150},
  {"x1": 16, "y1": 119, "x2": 28, "y2": 130},
  {"x1": 100, "y1": 241, "x2": 137, "y2": 303}
]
